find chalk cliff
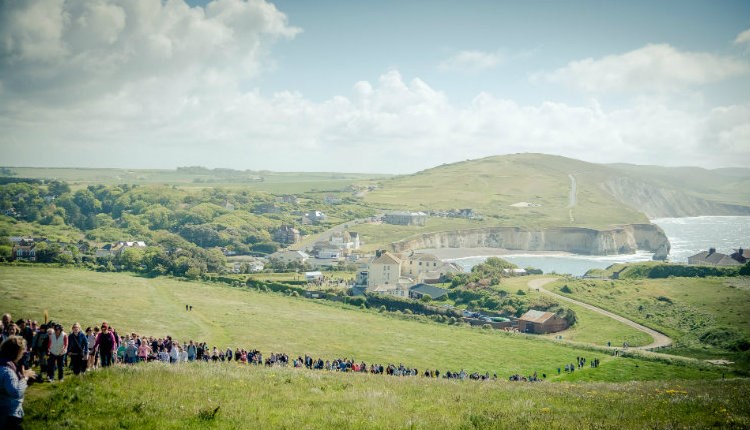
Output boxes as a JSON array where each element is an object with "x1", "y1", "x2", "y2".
[
  {"x1": 391, "y1": 223, "x2": 670, "y2": 260},
  {"x1": 601, "y1": 177, "x2": 750, "y2": 218}
]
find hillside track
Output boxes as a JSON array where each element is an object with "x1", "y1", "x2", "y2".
[{"x1": 528, "y1": 278, "x2": 673, "y2": 350}]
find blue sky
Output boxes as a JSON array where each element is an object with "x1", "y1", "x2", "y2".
[{"x1": 1, "y1": 0, "x2": 748, "y2": 173}]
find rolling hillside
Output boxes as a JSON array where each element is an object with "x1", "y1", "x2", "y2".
[{"x1": 363, "y1": 153, "x2": 750, "y2": 226}]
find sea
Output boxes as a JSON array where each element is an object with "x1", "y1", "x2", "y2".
[{"x1": 448, "y1": 216, "x2": 750, "y2": 277}]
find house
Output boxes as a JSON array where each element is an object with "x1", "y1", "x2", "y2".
[
  {"x1": 305, "y1": 271, "x2": 323, "y2": 281},
  {"x1": 687, "y1": 248, "x2": 743, "y2": 266},
  {"x1": 730, "y1": 248, "x2": 748, "y2": 264},
  {"x1": 517, "y1": 310, "x2": 569, "y2": 334},
  {"x1": 402, "y1": 253, "x2": 460, "y2": 282},
  {"x1": 302, "y1": 211, "x2": 327, "y2": 225},
  {"x1": 269, "y1": 249, "x2": 310, "y2": 265},
  {"x1": 366, "y1": 251, "x2": 402, "y2": 288},
  {"x1": 409, "y1": 284, "x2": 449, "y2": 300},
  {"x1": 370, "y1": 283, "x2": 410, "y2": 298},
  {"x1": 316, "y1": 247, "x2": 342, "y2": 259},
  {"x1": 111, "y1": 241, "x2": 147, "y2": 256},
  {"x1": 11, "y1": 237, "x2": 42, "y2": 261},
  {"x1": 274, "y1": 225, "x2": 300, "y2": 245},
  {"x1": 502, "y1": 268, "x2": 528, "y2": 276},
  {"x1": 329, "y1": 231, "x2": 359, "y2": 251},
  {"x1": 383, "y1": 211, "x2": 427, "y2": 226}
]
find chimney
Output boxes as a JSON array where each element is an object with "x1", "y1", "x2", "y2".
[{"x1": 708, "y1": 248, "x2": 716, "y2": 255}]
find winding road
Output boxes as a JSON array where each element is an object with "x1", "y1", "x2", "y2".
[{"x1": 528, "y1": 278, "x2": 673, "y2": 350}]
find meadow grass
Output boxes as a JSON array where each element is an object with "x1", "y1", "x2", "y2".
[
  {"x1": 362, "y1": 154, "x2": 649, "y2": 229},
  {"x1": 22, "y1": 363, "x2": 750, "y2": 430},
  {"x1": 6, "y1": 167, "x2": 388, "y2": 194},
  {"x1": 0, "y1": 266, "x2": 731, "y2": 382},
  {"x1": 549, "y1": 277, "x2": 750, "y2": 341},
  {"x1": 498, "y1": 277, "x2": 653, "y2": 347}
]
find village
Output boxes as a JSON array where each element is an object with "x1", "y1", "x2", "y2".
[{"x1": 5, "y1": 205, "x2": 748, "y2": 338}]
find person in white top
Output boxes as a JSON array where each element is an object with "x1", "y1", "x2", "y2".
[{"x1": 47, "y1": 325, "x2": 67, "y2": 382}]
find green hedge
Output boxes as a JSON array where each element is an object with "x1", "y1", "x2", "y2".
[{"x1": 619, "y1": 264, "x2": 741, "y2": 279}]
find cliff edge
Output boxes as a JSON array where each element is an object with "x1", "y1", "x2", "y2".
[{"x1": 391, "y1": 223, "x2": 670, "y2": 260}]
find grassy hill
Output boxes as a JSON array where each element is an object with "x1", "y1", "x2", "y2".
[
  {"x1": 364, "y1": 153, "x2": 749, "y2": 226},
  {"x1": 23, "y1": 364, "x2": 750, "y2": 430},
  {"x1": 4, "y1": 266, "x2": 749, "y2": 429},
  {"x1": 364, "y1": 153, "x2": 646, "y2": 228},
  {"x1": 0, "y1": 266, "x2": 728, "y2": 381},
  {"x1": 549, "y1": 276, "x2": 750, "y2": 368}
]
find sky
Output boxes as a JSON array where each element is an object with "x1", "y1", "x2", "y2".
[{"x1": 1, "y1": 0, "x2": 748, "y2": 174}]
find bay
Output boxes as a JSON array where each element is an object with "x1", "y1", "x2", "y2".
[{"x1": 448, "y1": 216, "x2": 750, "y2": 276}]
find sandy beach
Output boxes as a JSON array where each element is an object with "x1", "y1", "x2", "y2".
[{"x1": 415, "y1": 247, "x2": 575, "y2": 260}]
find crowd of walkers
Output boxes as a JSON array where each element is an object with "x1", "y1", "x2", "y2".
[{"x1": 1, "y1": 311, "x2": 601, "y2": 428}]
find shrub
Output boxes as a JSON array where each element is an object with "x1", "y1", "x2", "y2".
[
  {"x1": 699, "y1": 327, "x2": 750, "y2": 351},
  {"x1": 516, "y1": 289, "x2": 526, "y2": 296},
  {"x1": 559, "y1": 285, "x2": 572, "y2": 294}
]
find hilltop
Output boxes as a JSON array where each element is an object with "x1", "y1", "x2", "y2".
[{"x1": 363, "y1": 153, "x2": 750, "y2": 225}]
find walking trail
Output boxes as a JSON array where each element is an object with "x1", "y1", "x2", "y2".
[{"x1": 527, "y1": 278, "x2": 673, "y2": 350}]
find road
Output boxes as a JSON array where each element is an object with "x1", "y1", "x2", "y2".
[
  {"x1": 527, "y1": 278, "x2": 673, "y2": 350},
  {"x1": 567, "y1": 174, "x2": 576, "y2": 223}
]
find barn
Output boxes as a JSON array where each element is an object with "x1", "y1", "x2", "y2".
[{"x1": 517, "y1": 310, "x2": 569, "y2": 334}]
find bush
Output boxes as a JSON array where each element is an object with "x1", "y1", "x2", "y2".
[
  {"x1": 559, "y1": 285, "x2": 572, "y2": 294},
  {"x1": 699, "y1": 327, "x2": 750, "y2": 351},
  {"x1": 516, "y1": 289, "x2": 526, "y2": 296}
]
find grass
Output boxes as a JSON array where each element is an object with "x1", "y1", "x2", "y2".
[
  {"x1": 23, "y1": 364, "x2": 750, "y2": 430},
  {"x1": 4, "y1": 167, "x2": 390, "y2": 194},
  {"x1": 363, "y1": 154, "x2": 650, "y2": 229},
  {"x1": 0, "y1": 266, "x2": 731, "y2": 382},
  {"x1": 496, "y1": 277, "x2": 653, "y2": 347},
  {"x1": 549, "y1": 277, "x2": 750, "y2": 366}
]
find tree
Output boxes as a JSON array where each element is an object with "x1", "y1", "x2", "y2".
[
  {"x1": 740, "y1": 262, "x2": 750, "y2": 276},
  {"x1": 34, "y1": 242, "x2": 61, "y2": 263},
  {"x1": 0, "y1": 245, "x2": 12, "y2": 261},
  {"x1": 119, "y1": 247, "x2": 145, "y2": 271}
]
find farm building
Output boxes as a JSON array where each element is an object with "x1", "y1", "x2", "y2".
[{"x1": 517, "y1": 310, "x2": 569, "y2": 334}]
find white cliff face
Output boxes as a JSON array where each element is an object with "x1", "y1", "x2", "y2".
[
  {"x1": 601, "y1": 177, "x2": 750, "y2": 218},
  {"x1": 391, "y1": 224, "x2": 670, "y2": 260}
]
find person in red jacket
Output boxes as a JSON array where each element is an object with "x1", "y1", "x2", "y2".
[{"x1": 93, "y1": 323, "x2": 116, "y2": 368}]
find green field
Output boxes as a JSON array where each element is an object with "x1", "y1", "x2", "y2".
[
  {"x1": 363, "y1": 154, "x2": 650, "y2": 228},
  {"x1": 5, "y1": 266, "x2": 750, "y2": 429},
  {"x1": 550, "y1": 277, "x2": 750, "y2": 365},
  {"x1": 0, "y1": 266, "x2": 727, "y2": 381},
  {"x1": 23, "y1": 364, "x2": 750, "y2": 430},
  {"x1": 3, "y1": 166, "x2": 389, "y2": 194}
]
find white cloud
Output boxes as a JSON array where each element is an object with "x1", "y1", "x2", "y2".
[
  {"x1": 533, "y1": 44, "x2": 750, "y2": 93},
  {"x1": 0, "y1": 1, "x2": 747, "y2": 173},
  {"x1": 2, "y1": 65, "x2": 747, "y2": 173},
  {"x1": 439, "y1": 50, "x2": 502, "y2": 73},
  {"x1": 0, "y1": 0, "x2": 300, "y2": 101},
  {"x1": 735, "y1": 28, "x2": 750, "y2": 46}
]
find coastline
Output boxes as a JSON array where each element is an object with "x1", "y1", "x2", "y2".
[{"x1": 415, "y1": 247, "x2": 576, "y2": 260}]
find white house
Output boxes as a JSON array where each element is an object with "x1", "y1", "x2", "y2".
[
  {"x1": 270, "y1": 249, "x2": 310, "y2": 264},
  {"x1": 403, "y1": 252, "x2": 462, "y2": 282}
]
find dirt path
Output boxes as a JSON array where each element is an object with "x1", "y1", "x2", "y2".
[
  {"x1": 567, "y1": 174, "x2": 577, "y2": 223},
  {"x1": 527, "y1": 278, "x2": 673, "y2": 350}
]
